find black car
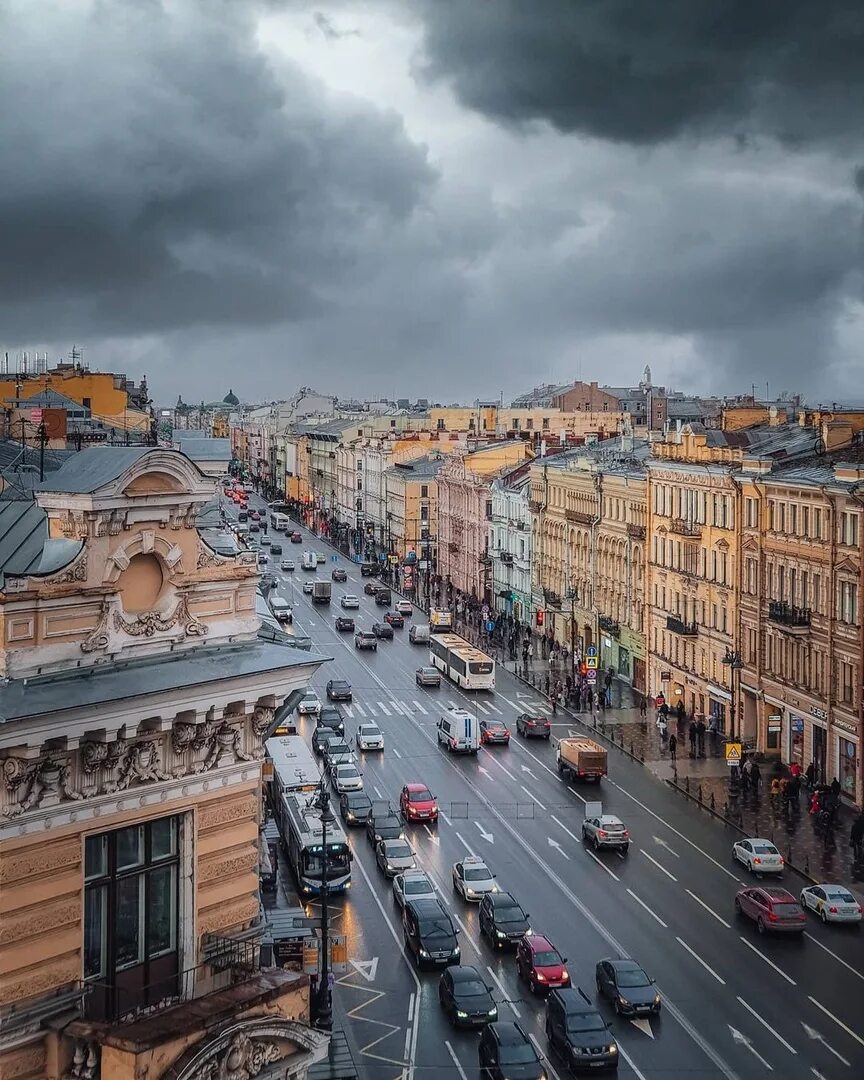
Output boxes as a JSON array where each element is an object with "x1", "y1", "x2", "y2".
[
  {"x1": 364, "y1": 581, "x2": 380, "y2": 595},
  {"x1": 595, "y1": 959, "x2": 660, "y2": 1016},
  {"x1": 318, "y1": 706, "x2": 346, "y2": 736},
  {"x1": 516, "y1": 712, "x2": 551, "y2": 739},
  {"x1": 335, "y1": 616, "x2": 355, "y2": 632},
  {"x1": 479, "y1": 1022, "x2": 545, "y2": 1080},
  {"x1": 360, "y1": 562, "x2": 378, "y2": 576},
  {"x1": 366, "y1": 809, "x2": 404, "y2": 845},
  {"x1": 403, "y1": 897, "x2": 460, "y2": 968},
  {"x1": 375, "y1": 589, "x2": 392, "y2": 607},
  {"x1": 340, "y1": 791, "x2": 372, "y2": 826},
  {"x1": 355, "y1": 631, "x2": 378, "y2": 651},
  {"x1": 259, "y1": 572, "x2": 278, "y2": 592},
  {"x1": 479, "y1": 892, "x2": 530, "y2": 947},
  {"x1": 327, "y1": 679, "x2": 353, "y2": 702},
  {"x1": 545, "y1": 989, "x2": 618, "y2": 1072},
  {"x1": 312, "y1": 727, "x2": 340, "y2": 756},
  {"x1": 438, "y1": 965, "x2": 498, "y2": 1027},
  {"x1": 249, "y1": 522, "x2": 260, "y2": 532},
  {"x1": 323, "y1": 739, "x2": 352, "y2": 771},
  {"x1": 269, "y1": 543, "x2": 283, "y2": 555},
  {"x1": 372, "y1": 622, "x2": 394, "y2": 640},
  {"x1": 331, "y1": 567, "x2": 348, "y2": 582}
]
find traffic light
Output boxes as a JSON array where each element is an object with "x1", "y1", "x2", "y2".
[{"x1": 536, "y1": 610, "x2": 544, "y2": 627}]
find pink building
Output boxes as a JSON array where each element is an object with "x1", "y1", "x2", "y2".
[{"x1": 438, "y1": 444, "x2": 534, "y2": 601}]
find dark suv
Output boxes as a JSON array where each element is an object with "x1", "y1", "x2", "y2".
[
  {"x1": 545, "y1": 988, "x2": 619, "y2": 1072},
  {"x1": 403, "y1": 897, "x2": 461, "y2": 968},
  {"x1": 479, "y1": 892, "x2": 530, "y2": 947},
  {"x1": 516, "y1": 712, "x2": 551, "y2": 739}
]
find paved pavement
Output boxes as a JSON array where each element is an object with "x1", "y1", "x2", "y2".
[{"x1": 234, "y1": 493, "x2": 864, "y2": 1080}]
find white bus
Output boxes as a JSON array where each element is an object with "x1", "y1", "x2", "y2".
[
  {"x1": 271, "y1": 512, "x2": 290, "y2": 532},
  {"x1": 266, "y1": 735, "x2": 322, "y2": 794},
  {"x1": 429, "y1": 633, "x2": 495, "y2": 691}
]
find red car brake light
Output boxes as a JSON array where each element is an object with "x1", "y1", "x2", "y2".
[
  {"x1": 598, "y1": 830, "x2": 608, "y2": 838},
  {"x1": 829, "y1": 906, "x2": 838, "y2": 914},
  {"x1": 753, "y1": 857, "x2": 762, "y2": 865},
  {"x1": 767, "y1": 910, "x2": 778, "y2": 921}
]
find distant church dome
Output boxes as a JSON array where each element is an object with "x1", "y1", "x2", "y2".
[{"x1": 223, "y1": 388, "x2": 240, "y2": 406}]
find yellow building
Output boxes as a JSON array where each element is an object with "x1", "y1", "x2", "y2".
[
  {"x1": 385, "y1": 454, "x2": 443, "y2": 561},
  {"x1": 0, "y1": 446, "x2": 328, "y2": 1079},
  {"x1": 0, "y1": 365, "x2": 150, "y2": 435},
  {"x1": 529, "y1": 442, "x2": 648, "y2": 689},
  {"x1": 430, "y1": 405, "x2": 627, "y2": 441}
]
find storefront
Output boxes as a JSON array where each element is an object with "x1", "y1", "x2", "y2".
[
  {"x1": 788, "y1": 714, "x2": 805, "y2": 768},
  {"x1": 707, "y1": 684, "x2": 731, "y2": 732},
  {"x1": 599, "y1": 633, "x2": 619, "y2": 678},
  {"x1": 838, "y1": 735, "x2": 858, "y2": 802},
  {"x1": 618, "y1": 626, "x2": 646, "y2": 690}
]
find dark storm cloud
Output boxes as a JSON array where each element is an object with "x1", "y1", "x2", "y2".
[
  {"x1": 412, "y1": 0, "x2": 864, "y2": 147},
  {"x1": 0, "y1": 0, "x2": 433, "y2": 342}
]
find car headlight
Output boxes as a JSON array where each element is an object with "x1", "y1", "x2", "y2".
[
  {"x1": 617, "y1": 996, "x2": 629, "y2": 1008},
  {"x1": 654, "y1": 995, "x2": 661, "y2": 1006},
  {"x1": 608, "y1": 1046, "x2": 618, "y2": 1055},
  {"x1": 496, "y1": 930, "x2": 506, "y2": 938},
  {"x1": 453, "y1": 946, "x2": 460, "y2": 957},
  {"x1": 488, "y1": 1007, "x2": 498, "y2": 1017},
  {"x1": 536, "y1": 972, "x2": 546, "y2": 981},
  {"x1": 419, "y1": 948, "x2": 429, "y2": 957},
  {"x1": 457, "y1": 1010, "x2": 468, "y2": 1019}
]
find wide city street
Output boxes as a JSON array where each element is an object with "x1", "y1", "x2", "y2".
[{"x1": 240, "y1": 493, "x2": 864, "y2": 1080}]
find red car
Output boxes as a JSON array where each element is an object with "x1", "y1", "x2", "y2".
[
  {"x1": 248, "y1": 510, "x2": 261, "y2": 521},
  {"x1": 290, "y1": 532, "x2": 303, "y2": 543},
  {"x1": 400, "y1": 783, "x2": 438, "y2": 823},
  {"x1": 384, "y1": 611, "x2": 404, "y2": 628},
  {"x1": 480, "y1": 719, "x2": 511, "y2": 745},
  {"x1": 735, "y1": 886, "x2": 806, "y2": 935},
  {"x1": 516, "y1": 934, "x2": 570, "y2": 994}
]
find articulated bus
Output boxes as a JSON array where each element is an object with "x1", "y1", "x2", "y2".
[
  {"x1": 429, "y1": 632, "x2": 495, "y2": 691},
  {"x1": 266, "y1": 735, "x2": 352, "y2": 895}
]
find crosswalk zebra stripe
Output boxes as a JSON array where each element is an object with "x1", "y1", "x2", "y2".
[
  {"x1": 344, "y1": 706, "x2": 354, "y2": 719},
  {"x1": 378, "y1": 702, "x2": 391, "y2": 716},
  {"x1": 474, "y1": 701, "x2": 490, "y2": 715},
  {"x1": 487, "y1": 702, "x2": 503, "y2": 714},
  {"x1": 413, "y1": 700, "x2": 428, "y2": 715},
  {"x1": 354, "y1": 702, "x2": 366, "y2": 717},
  {"x1": 389, "y1": 700, "x2": 405, "y2": 715}
]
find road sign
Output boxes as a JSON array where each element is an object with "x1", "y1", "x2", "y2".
[
  {"x1": 586, "y1": 645, "x2": 598, "y2": 658},
  {"x1": 302, "y1": 938, "x2": 320, "y2": 975},
  {"x1": 486, "y1": 620, "x2": 495, "y2": 632},
  {"x1": 586, "y1": 656, "x2": 599, "y2": 669},
  {"x1": 331, "y1": 554, "x2": 338, "y2": 561},
  {"x1": 291, "y1": 916, "x2": 323, "y2": 929},
  {"x1": 587, "y1": 669, "x2": 597, "y2": 685},
  {"x1": 330, "y1": 933, "x2": 348, "y2": 973},
  {"x1": 725, "y1": 742, "x2": 742, "y2": 767}
]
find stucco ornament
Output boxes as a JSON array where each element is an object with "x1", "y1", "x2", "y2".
[
  {"x1": 250, "y1": 706, "x2": 275, "y2": 739},
  {"x1": 203, "y1": 722, "x2": 254, "y2": 771},
  {"x1": 2, "y1": 756, "x2": 83, "y2": 816},
  {"x1": 80, "y1": 603, "x2": 111, "y2": 653},
  {"x1": 114, "y1": 740, "x2": 170, "y2": 790},
  {"x1": 190, "y1": 1031, "x2": 281, "y2": 1080},
  {"x1": 114, "y1": 595, "x2": 208, "y2": 638}
]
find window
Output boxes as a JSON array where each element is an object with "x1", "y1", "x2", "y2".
[
  {"x1": 746, "y1": 627, "x2": 757, "y2": 664},
  {"x1": 776, "y1": 503, "x2": 786, "y2": 533},
  {"x1": 745, "y1": 498, "x2": 758, "y2": 528},
  {"x1": 801, "y1": 506, "x2": 810, "y2": 537},
  {"x1": 420, "y1": 484, "x2": 428, "y2": 499},
  {"x1": 512, "y1": 418, "x2": 520, "y2": 430},
  {"x1": 812, "y1": 508, "x2": 822, "y2": 540},
  {"x1": 767, "y1": 501, "x2": 775, "y2": 531},
  {"x1": 745, "y1": 558, "x2": 757, "y2": 594},
  {"x1": 526, "y1": 418, "x2": 533, "y2": 430},
  {"x1": 839, "y1": 512, "x2": 860, "y2": 548},
  {"x1": 357, "y1": 478, "x2": 362, "y2": 491},
  {"x1": 838, "y1": 580, "x2": 858, "y2": 625},
  {"x1": 85, "y1": 816, "x2": 180, "y2": 1019},
  {"x1": 390, "y1": 419, "x2": 397, "y2": 428},
  {"x1": 542, "y1": 418, "x2": 550, "y2": 430},
  {"x1": 812, "y1": 574, "x2": 821, "y2": 614},
  {"x1": 839, "y1": 660, "x2": 855, "y2": 704},
  {"x1": 436, "y1": 418, "x2": 445, "y2": 431}
]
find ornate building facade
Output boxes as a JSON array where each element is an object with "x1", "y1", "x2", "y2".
[{"x1": 0, "y1": 447, "x2": 328, "y2": 1080}]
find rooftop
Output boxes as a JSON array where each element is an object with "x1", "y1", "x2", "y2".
[
  {"x1": 386, "y1": 454, "x2": 445, "y2": 479},
  {"x1": 37, "y1": 446, "x2": 153, "y2": 494},
  {"x1": 177, "y1": 437, "x2": 231, "y2": 461}
]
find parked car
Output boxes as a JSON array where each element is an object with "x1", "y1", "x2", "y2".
[
  {"x1": 355, "y1": 631, "x2": 378, "y2": 651},
  {"x1": 735, "y1": 886, "x2": 806, "y2": 934},
  {"x1": 357, "y1": 723, "x2": 384, "y2": 751},
  {"x1": 416, "y1": 666, "x2": 441, "y2": 687},
  {"x1": 595, "y1": 959, "x2": 660, "y2": 1016},
  {"x1": 332, "y1": 568, "x2": 348, "y2": 582},
  {"x1": 479, "y1": 719, "x2": 511, "y2": 745},
  {"x1": 438, "y1": 965, "x2": 497, "y2": 1028},
  {"x1": 479, "y1": 1022, "x2": 545, "y2": 1080},
  {"x1": 581, "y1": 814, "x2": 630, "y2": 853},
  {"x1": 800, "y1": 883, "x2": 863, "y2": 924},
  {"x1": 733, "y1": 838, "x2": 785, "y2": 875},
  {"x1": 339, "y1": 791, "x2": 372, "y2": 826},
  {"x1": 516, "y1": 934, "x2": 570, "y2": 994},
  {"x1": 396, "y1": 600, "x2": 413, "y2": 616},
  {"x1": 516, "y1": 712, "x2": 551, "y2": 739},
  {"x1": 326, "y1": 679, "x2": 353, "y2": 702},
  {"x1": 341, "y1": 594, "x2": 361, "y2": 609},
  {"x1": 335, "y1": 616, "x2": 355, "y2": 632},
  {"x1": 400, "y1": 783, "x2": 438, "y2": 823},
  {"x1": 383, "y1": 612, "x2": 404, "y2": 628},
  {"x1": 372, "y1": 622, "x2": 394, "y2": 640}
]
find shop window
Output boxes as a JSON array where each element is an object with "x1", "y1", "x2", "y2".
[{"x1": 839, "y1": 738, "x2": 857, "y2": 799}]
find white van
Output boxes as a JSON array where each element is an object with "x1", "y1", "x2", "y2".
[
  {"x1": 269, "y1": 597, "x2": 293, "y2": 625},
  {"x1": 301, "y1": 551, "x2": 317, "y2": 571},
  {"x1": 436, "y1": 707, "x2": 480, "y2": 754},
  {"x1": 409, "y1": 623, "x2": 430, "y2": 645}
]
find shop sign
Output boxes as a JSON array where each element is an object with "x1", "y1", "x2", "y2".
[
  {"x1": 302, "y1": 938, "x2": 320, "y2": 975},
  {"x1": 660, "y1": 671, "x2": 671, "y2": 682},
  {"x1": 791, "y1": 717, "x2": 804, "y2": 733},
  {"x1": 810, "y1": 706, "x2": 827, "y2": 721},
  {"x1": 330, "y1": 934, "x2": 348, "y2": 973},
  {"x1": 832, "y1": 716, "x2": 858, "y2": 735},
  {"x1": 767, "y1": 714, "x2": 782, "y2": 733}
]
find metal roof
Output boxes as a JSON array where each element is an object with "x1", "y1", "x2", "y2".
[
  {"x1": 37, "y1": 446, "x2": 153, "y2": 494},
  {"x1": 177, "y1": 438, "x2": 231, "y2": 460},
  {"x1": 0, "y1": 641, "x2": 328, "y2": 725},
  {"x1": 0, "y1": 501, "x2": 50, "y2": 581}
]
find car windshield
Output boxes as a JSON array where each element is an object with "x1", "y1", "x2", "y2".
[
  {"x1": 826, "y1": 890, "x2": 856, "y2": 902},
  {"x1": 753, "y1": 843, "x2": 778, "y2": 854},
  {"x1": 498, "y1": 906, "x2": 526, "y2": 923},
  {"x1": 348, "y1": 797, "x2": 370, "y2": 809},
  {"x1": 362, "y1": 726, "x2": 381, "y2": 736},
  {"x1": 337, "y1": 766, "x2": 358, "y2": 776},
  {"x1": 499, "y1": 1044, "x2": 538, "y2": 1064},
  {"x1": 567, "y1": 1014, "x2": 607, "y2": 1033},
  {"x1": 464, "y1": 867, "x2": 492, "y2": 882},
  {"x1": 408, "y1": 790, "x2": 431, "y2": 802},
  {"x1": 404, "y1": 878, "x2": 432, "y2": 895},
  {"x1": 616, "y1": 968, "x2": 650, "y2": 988},
  {"x1": 533, "y1": 951, "x2": 561, "y2": 966},
  {"x1": 387, "y1": 842, "x2": 412, "y2": 858},
  {"x1": 486, "y1": 721, "x2": 506, "y2": 730},
  {"x1": 456, "y1": 980, "x2": 487, "y2": 998},
  {"x1": 771, "y1": 903, "x2": 801, "y2": 916},
  {"x1": 419, "y1": 919, "x2": 453, "y2": 939}
]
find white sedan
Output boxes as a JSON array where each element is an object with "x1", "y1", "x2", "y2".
[
  {"x1": 357, "y1": 723, "x2": 384, "y2": 751},
  {"x1": 397, "y1": 600, "x2": 413, "y2": 616},
  {"x1": 733, "y1": 838, "x2": 785, "y2": 875},
  {"x1": 341, "y1": 595, "x2": 361, "y2": 609},
  {"x1": 302, "y1": 581, "x2": 315, "y2": 594},
  {"x1": 452, "y1": 856, "x2": 498, "y2": 901},
  {"x1": 393, "y1": 870, "x2": 437, "y2": 908},
  {"x1": 800, "y1": 884, "x2": 863, "y2": 925},
  {"x1": 332, "y1": 763, "x2": 364, "y2": 793},
  {"x1": 297, "y1": 691, "x2": 321, "y2": 717}
]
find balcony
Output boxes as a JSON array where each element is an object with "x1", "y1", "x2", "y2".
[
  {"x1": 528, "y1": 499, "x2": 542, "y2": 512},
  {"x1": 768, "y1": 601, "x2": 812, "y2": 633},
  {"x1": 544, "y1": 589, "x2": 562, "y2": 609},
  {"x1": 666, "y1": 614, "x2": 698, "y2": 637},
  {"x1": 627, "y1": 523, "x2": 646, "y2": 540},
  {"x1": 670, "y1": 518, "x2": 702, "y2": 538},
  {"x1": 479, "y1": 552, "x2": 492, "y2": 566},
  {"x1": 499, "y1": 551, "x2": 514, "y2": 564},
  {"x1": 598, "y1": 614, "x2": 620, "y2": 636},
  {"x1": 565, "y1": 509, "x2": 593, "y2": 525}
]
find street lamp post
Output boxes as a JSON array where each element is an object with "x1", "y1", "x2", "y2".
[
  {"x1": 566, "y1": 587, "x2": 579, "y2": 689},
  {"x1": 722, "y1": 648, "x2": 743, "y2": 741},
  {"x1": 312, "y1": 785, "x2": 335, "y2": 1031}
]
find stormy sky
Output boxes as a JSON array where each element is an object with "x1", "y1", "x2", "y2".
[{"x1": 2, "y1": 1, "x2": 863, "y2": 406}]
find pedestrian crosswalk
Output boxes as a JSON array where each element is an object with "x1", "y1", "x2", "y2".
[{"x1": 336, "y1": 696, "x2": 552, "y2": 720}]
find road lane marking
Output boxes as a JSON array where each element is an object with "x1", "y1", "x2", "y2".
[
  {"x1": 444, "y1": 1041, "x2": 468, "y2": 1080},
  {"x1": 487, "y1": 702, "x2": 503, "y2": 714},
  {"x1": 344, "y1": 706, "x2": 354, "y2": 718},
  {"x1": 378, "y1": 702, "x2": 391, "y2": 715},
  {"x1": 738, "y1": 937, "x2": 796, "y2": 985},
  {"x1": 736, "y1": 997, "x2": 797, "y2": 1054},
  {"x1": 354, "y1": 703, "x2": 366, "y2": 716},
  {"x1": 520, "y1": 785, "x2": 546, "y2": 809},
  {"x1": 454, "y1": 830, "x2": 473, "y2": 854},
  {"x1": 475, "y1": 701, "x2": 490, "y2": 715},
  {"x1": 618, "y1": 1044, "x2": 650, "y2": 1080},
  {"x1": 606, "y1": 778, "x2": 741, "y2": 881},
  {"x1": 373, "y1": 785, "x2": 383, "y2": 799},
  {"x1": 676, "y1": 937, "x2": 726, "y2": 984},
  {"x1": 449, "y1": 910, "x2": 480, "y2": 955},
  {"x1": 550, "y1": 814, "x2": 580, "y2": 843},
  {"x1": 686, "y1": 889, "x2": 731, "y2": 928},
  {"x1": 639, "y1": 848, "x2": 678, "y2": 881},
  {"x1": 392, "y1": 748, "x2": 402, "y2": 759},
  {"x1": 627, "y1": 888, "x2": 668, "y2": 927},
  {"x1": 486, "y1": 964, "x2": 520, "y2": 1017},
  {"x1": 583, "y1": 846, "x2": 619, "y2": 880},
  {"x1": 807, "y1": 995, "x2": 864, "y2": 1049},
  {"x1": 412, "y1": 700, "x2": 427, "y2": 714},
  {"x1": 802, "y1": 1022, "x2": 851, "y2": 1067},
  {"x1": 528, "y1": 1034, "x2": 562, "y2": 1080},
  {"x1": 566, "y1": 784, "x2": 587, "y2": 804},
  {"x1": 803, "y1": 932, "x2": 864, "y2": 982}
]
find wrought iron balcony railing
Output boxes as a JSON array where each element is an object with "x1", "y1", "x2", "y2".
[
  {"x1": 768, "y1": 601, "x2": 811, "y2": 631},
  {"x1": 670, "y1": 518, "x2": 702, "y2": 537},
  {"x1": 666, "y1": 614, "x2": 698, "y2": 637}
]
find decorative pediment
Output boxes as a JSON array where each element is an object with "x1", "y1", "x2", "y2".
[
  {"x1": 835, "y1": 557, "x2": 859, "y2": 577},
  {"x1": 169, "y1": 1017, "x2": 329, "y2": 1080},
  {"x1": 742, "y1": 535, "x2": 760, "y2": 553}
]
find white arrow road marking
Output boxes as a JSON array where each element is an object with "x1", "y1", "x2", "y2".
[
  {"x1": 652, "y1": 835, "x2": 679, "y2": 857},
  {"x1": 350, "y1": 958, "x2": 379, "y2": 982},
  {"x1": 729, "y1": 1026, "x2": 773, "y2": 1071},
  {"x1": 811, "y1": 1070, "x2": 829, "y2": 1080},
  {"x1": 808, "y1": 995, "x2": 864, "y2": 1049},
  {"x1": 520, "y1": 764, "x2": 537, "y2": 777},
  {"x1": 547, "y1": 837, "x2": 570, "y2": 859},
  {"x1": 736, "y1": 997, "x2": 797, "y2": 1055},
  {"x1": 474, "y1": 822, "x2": 494, "y2": 843},
  {"x1": 478, "y1": 766, "x2": 495, "y2": 780},
  {"x1": 802, "y1": 1022, "x2": 852, "y2": 1067},
  {"x1": 630, "y1": 1017, "x2": 655, "y2": 1038},
  {"x1": 486, "y1": 965, "x2": 520, "y2": 1017},
  {"x1": 520, "y1": 785, "x2": 546, "y2": 809},
  {"x1": 423, "y1": 824, "x2": 440, "y2": 845}
]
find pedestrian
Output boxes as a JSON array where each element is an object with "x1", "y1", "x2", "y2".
[
  {"x1": 809, "y1": 789, "x2": 821, "y2": 817},
  {"x1": 751, "y1": 760, "x2": 762, "y2": 795},
  {"x1": 586, "y1": 688, "x2": 594, "y2": 711},
  {"x1": 696, "y1": 718, "x2": 706, "y2": 758},
  {"x1": 676, "y1": 700, "x2": 685, "y2": 725},
  {"x1": 850, "y1": 813, "x2": 864, "y2": 862},
  {"x1": 789, "y1": 761, "x2": 801, "y2": 781},
  {"x1": 551, "y1": 693, "x2": 558, "y2": 716},
  {"x1": 830, "y1": 776, "x2": 841, "y2": 801},
  {"x1": 599, "y1": 687, "x2": 606, "y2": 711},
  {"x1": 639, "y1": 694, "x2": 648, "y2": 719},
  {"x1": 668, "y1": 732, "x2": 677, "y2": 763},
  {"x1": 545, "y1": 674, "x2": 550, "y2": 697},
  {"x1": 688, "y1": 721, "x2": 697, "y2": 757},
  {"x1": 770, "y1": 776, "x2": 782, "y2": 809},
  {"x1": 741, "y1": 758, "x2": 751, "y2": 794}
]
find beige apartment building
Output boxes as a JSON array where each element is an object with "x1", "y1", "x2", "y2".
[
  {"x1": 0, "y1": 446, "x2": 327, "y2": 1080},
  {"x1": 529, "y1": 441, "x2": 649, "y2": 689},
  {"x1": 739, "y1": 459, "x2": 863, "y2": 802}
]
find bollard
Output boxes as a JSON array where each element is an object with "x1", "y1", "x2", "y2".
[
  {"x1": 787, "y1": 844, "x2": 792, "y2": 864},
  {"x1": 684, "y1": 775, "x2": 691, "y2": 795},
  {"x1": 697, "y1": 783, "x2": 703, "y2": 804},
  {"x1": 710, "y1": 792, "x2": 716, "y2": 813},
  {"x1": 630, "y1": 740, "x2": 634, "y2": 757},
  {"x1": 640, "y1": 748, "x2": 645, "y2": 763},
  {"x1": 671, "y1": 763, "x2": 677, "y2": 781},
  {"x1": 804, "y1": 854, "x2": 810, "y2": 876},
  {"x1": 723, "y1": 800, "x2": 729, "y2": 818}
]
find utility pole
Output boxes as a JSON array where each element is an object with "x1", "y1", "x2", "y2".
[{"x1": 312, "y1": 785, "x2": 334, "y2": 1031}]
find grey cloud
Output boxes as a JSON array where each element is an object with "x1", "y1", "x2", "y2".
[
  {"x1": 411, "y1": 0, "x2": 864, "y2": 148},
  {"x1": 0, "y1": 0, "x2": 434, "y2": 342}
]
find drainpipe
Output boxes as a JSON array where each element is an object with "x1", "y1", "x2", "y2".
[
  {"x1": 820, "y1": 485, "x2": 837, "y2": 788},
  {"x1": 752, "y1": 477, "x2": 766, "y2": 751}
]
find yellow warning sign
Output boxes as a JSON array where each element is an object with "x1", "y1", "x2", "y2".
[
  {"x1": 725, "y1": 742, "x2": 742, "y2": 766},
  {"x1": 586, "y1": 656, "x2": 599, "y2": 669}
]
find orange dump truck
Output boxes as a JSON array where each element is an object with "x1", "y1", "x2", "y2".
[{"x1": 556, "y1": 737, "x2": 608, "y2": 783}]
